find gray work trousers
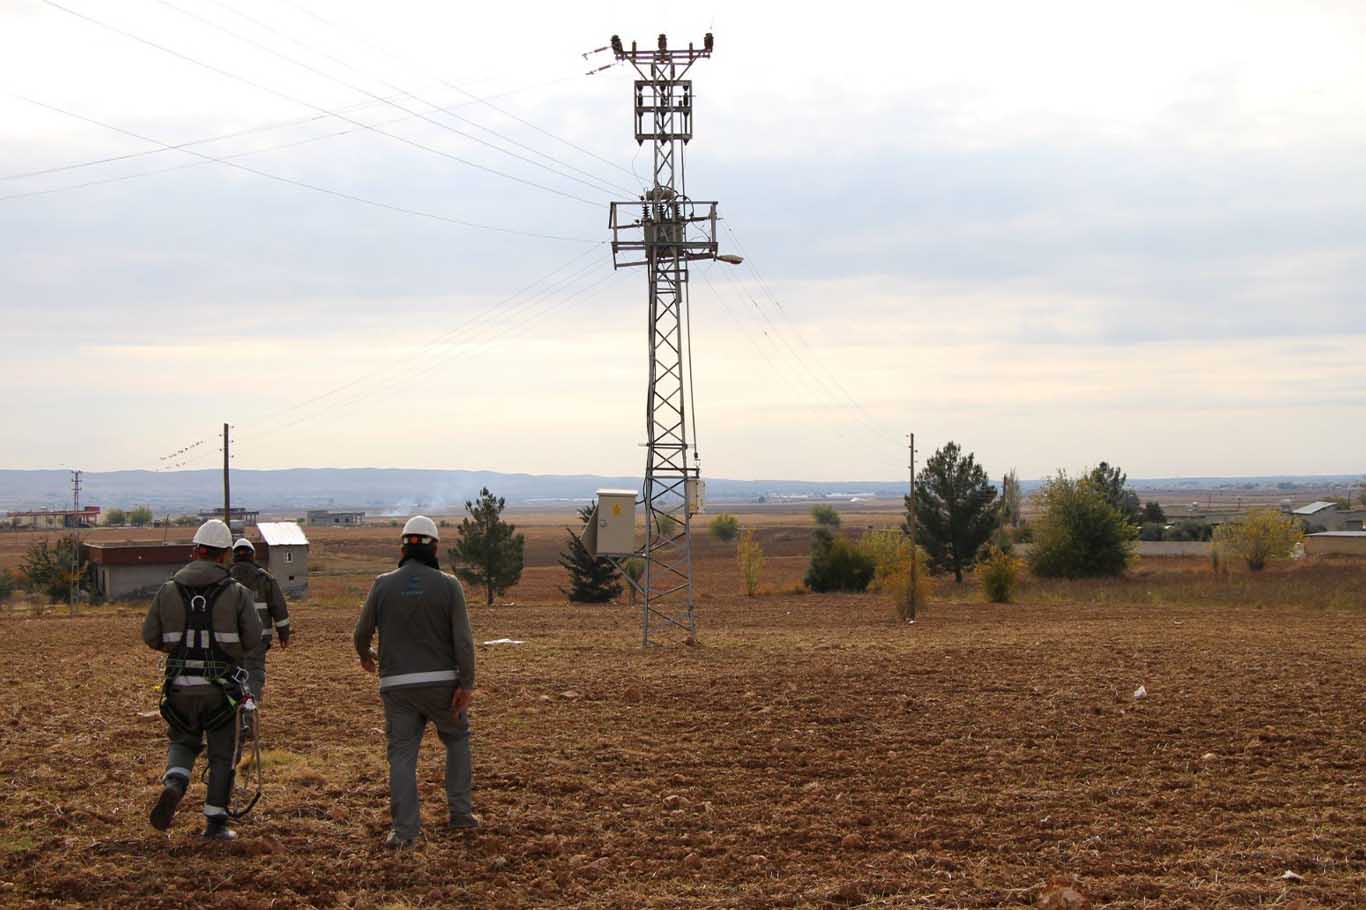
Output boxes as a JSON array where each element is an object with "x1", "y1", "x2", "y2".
[
  {"x1": 163, "y1": 688, "x2": 237, "y2": 819},
  {"x1": 381, "y1": 685, "x2": 472, "y2": 838}
]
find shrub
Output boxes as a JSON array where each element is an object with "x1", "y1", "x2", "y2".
[
  {"x1": 1028, "y1": 472, "x2": 1136, "y2": 578},
  {"x1": 1011, "y1": 523, "x2": 1035, "y2": 544},
  {"x1": 104, "y1": 508, "x2": 127, "y2": 526},
  {"x1": 19, "y1": 536, "x2": 91, "y2": 603},
  {"x1": 804, "y1": 528, "x2": 874, "y2": 593},
  {"x1": 860, "y1": 532, "x2": 931, "y2": 620},
  {"x1": 1213, "y1": 509, "x2": 1304, "y2": 571},
  {"x1": 709, "y1": 513, "x2": 740, "y2": 542},
  {"x1": 810, "y1": 504, "x2": 841, "y2": 528},
  {"x1": 1138, "y1": 521, "x2": 1165, "y2": 541},
  {"x1": 622, "y1": 557, "x2": 645, "y2": 606},
  {"x1": 977, "y1": 547, "x2": 1023, "y2": 603},
  {"x1": 1168, "y1": 519, "x2": 1214, "y2": 542},
  {"x1": 736, "y1": 529, "x2": 764, "y2": 596},
  {"x1": 0, "y1": 569, "x2": 15, "y2": 603},
  {"x1": 128, "y1": 506, "x2": 154, "y2": 527},
  {"x1": 1142, "y1": 501, "x2": 1167, "y2": 523}
]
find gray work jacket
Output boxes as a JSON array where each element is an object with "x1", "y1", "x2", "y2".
[
  {"x1": 353, "y1": 561, "x2": 475, "y2": 691},
  {"x1": 229, "y1": 560, "x2": 290, "y2": 644}
]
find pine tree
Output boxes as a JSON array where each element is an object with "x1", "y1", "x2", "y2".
[
  {"x1": 903, "y1": 441, "x2": 999, "y2": 583},
  {"x1": 448, "y1": 487, "x2": 525, "y2": 607},
  {"x1": 559, "y1": 505, "x2": 622, "y2": 603}
]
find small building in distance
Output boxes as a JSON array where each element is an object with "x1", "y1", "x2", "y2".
[
  {"x1": 1291, "y1": 502, "x2": 1366, "y2": 532},
  {"x1": 6, "y1": 506, "x2": 101, "y2": 529},
  {"x1": 197, "y1": 508, "x2": 261, "y2": 526},
  {"x1": 1305, "y1": 531, "x2": 1366, "y2": 557},
  {"x1": 85, "y1": 541, "x2": 193, "y2": 600},
  {"x1": 306, "y1": 509, "x2": 366, "y2": 526},
  {"x1": 255, "y1": 522, "x2": 309, "y2": 598}
]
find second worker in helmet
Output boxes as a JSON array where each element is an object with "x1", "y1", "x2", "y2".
[{"x1": 353, "y1": 515, "x2": 477, "y2": 848}]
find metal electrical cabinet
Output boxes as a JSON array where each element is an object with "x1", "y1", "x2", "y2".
[{"x1": 586, "y1": 489, "x2": 638, "y2": 556}]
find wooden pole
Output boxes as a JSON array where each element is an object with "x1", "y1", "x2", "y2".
[{"x1": 223, "y1": 423, "x2": 231, "y2": 526}]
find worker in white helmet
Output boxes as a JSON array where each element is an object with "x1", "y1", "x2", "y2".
[
  {"x1": 353, "y1": 515, "x2": 477, "y2": 848},
  {"x1": 229, "y1": 538, "x2": 291, "y2": 716},
  {"x1": 141, "y1": 519, "x2": 262, "y2": 840}
]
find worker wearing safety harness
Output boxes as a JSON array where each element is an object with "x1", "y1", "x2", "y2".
[
  {"x1": 229, "y1": 538, "x2": 291, "y2": 707},
  {"x1": 354, "y1": 515, "x2": 477, "y2": 848},
  {"x1": 141, "y1": 519, "x2": 262, "y2": 840}
]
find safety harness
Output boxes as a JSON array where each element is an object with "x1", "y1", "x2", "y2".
[{"x1": 159, "y1": 575, "x2": 245, "y2": 735}]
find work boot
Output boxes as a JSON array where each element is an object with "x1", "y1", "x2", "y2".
[
  {"x1": 383, "y1": 830, "x2": 417, "y2": 850},
  {"x1": 149, "y1": 776, "x2": 187, "y2": 832},
  {"x1": 447, "y1": 812, "x2": 480, "y2": 831},
  {"x1": 202, "y1": 817, "x2": 237, "y2": 841}
]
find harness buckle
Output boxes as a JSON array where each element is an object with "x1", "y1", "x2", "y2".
[{"x1": 189, "y1": 594, "x2": 208, "y2": 613}]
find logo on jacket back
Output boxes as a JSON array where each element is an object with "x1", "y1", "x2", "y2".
[{"x1": 401, "y1": 573, "x2": 424, "y2": 598}]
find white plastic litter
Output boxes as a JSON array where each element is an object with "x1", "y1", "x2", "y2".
[
  {"x1": 483, "y1": 638, "x2": 525, "y2": 645},
  {"x1": 1280, "y1": 870, "x2": 1304, "y2": 882},
  {"x1": 1134, "y1": 685, "x2": 1148, "y2": 699}
]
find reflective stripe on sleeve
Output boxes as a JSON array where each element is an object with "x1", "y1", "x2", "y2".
[
  {"x1": 217, "y1": 632, "x2": 240, "y2": 643},
  {"x1": 378, "y1": 670, "x2": 458, "y2": 690},
  {"x1": 254, "y1": 603, "x2": 268, "y2": 612},
  {"x1": 274, "y1": 617, "x2": 290, "y2": 628},
  {"x1": 161, "y1": 632, "x2": 182, "y2": 644}
]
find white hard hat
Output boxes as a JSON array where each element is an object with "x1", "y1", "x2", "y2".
[
  {"x1": 401, "y1": 515, "x2": 440, "y2": 542},
  {"x1": 233, "y1": 538, "x2": 255, "y2": 554},
  {"x1": 192, "y1": 519, "x2": 234, "y2": 550}
]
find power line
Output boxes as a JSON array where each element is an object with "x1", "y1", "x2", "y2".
[
  {"x1": 229, "y1": 244, "x2": 608, "y2": 438},
  {"x1": 151, "y1": 0, "x2": 629, "y2": 201},
  {"x1": 196, "y1": 0, "x2": 640, "y2": 198},
  {"x1": 280, "y1": 0, "x2": 643, "y2": 188},
  {"x1": 12, "y1": 93, "x2": 597, "y2": 243},
  {"x1": 38, "y1": 0, "x2": 603, "y2": 207},
  {"x1": 0, "y1": 73, "x2": 578, "y2": 184}
]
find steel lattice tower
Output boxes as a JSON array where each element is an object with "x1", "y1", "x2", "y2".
[{"x1": 607, "y1": 33, "x2": 721, "y2": 646}]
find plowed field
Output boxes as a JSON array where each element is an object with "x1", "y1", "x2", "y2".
[{"x1": 1, "y1": 538, "x2": 1363, "y2": 909}]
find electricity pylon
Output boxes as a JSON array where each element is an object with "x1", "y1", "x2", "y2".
[{"x1": 605, "y1": 33, "x2": 724, "y2": 646}]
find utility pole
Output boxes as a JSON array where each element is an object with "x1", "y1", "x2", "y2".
[
  {"x1": 605, "y1": 32, "x2": 725, "y2": 646},
  {"x1": 222, "y1": 423, "x2": 231, "y2": 527},
  {"x1": 906, "y1": 434, "x2": 917, "y2": 624},
  {"x1": 70, "y1": 469, "x2": 82, "y2": 615}
]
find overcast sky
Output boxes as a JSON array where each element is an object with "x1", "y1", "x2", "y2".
[{"x1": 2, "y1": 0, "x2": 1364, "y2": 482}]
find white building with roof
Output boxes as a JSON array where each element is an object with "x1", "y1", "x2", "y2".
[{"x1": 256, "y1": 522, "x2": 309, "y2": 597}]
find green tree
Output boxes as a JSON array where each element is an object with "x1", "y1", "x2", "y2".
[
  {"x1": 128, "y1": 506, "x2": 154, "y2": 527},
  {"x1": 904, "y1": 441, "x2": 999, "y2": 582},
  {"x1": 804, "y1": 527, "x2": 875, "y2": 593},
  {"x1": 1141, "y1": 500, "x2": 1167, "y2": 524},
  {"x1": 447, "y1": 487, "x2": 525, "y2": 607},
  {"x1": 104, "y1": 508, "x2": 127, "y2": 527},
  {"x1": 1029, "y1": 472, "x2": 1137, "y2": 578},
  {"x1": 1000, "y1": 469, "x2": 1023, "y2": 528},
  {"x1": 19, "y1": 536, "x2": 90, "y2": 602},
  {"x1": 558, "y1": 506, "x2": 622, "y2": 603},
  {"x1": 0, "y1": 569, "x2": 16, "y2": 603},
  {"x1": 1213, "y1": 509, "x2": 1304, "y2": 571},
  {"x1": 709, "y1": 513, "x2": 740, "y2": 542},
  {"x1": 810, "y1": 504, "x2": 841, "y2": 528},
  {"x1": 1087, "y1": 462, "x2": 1142, "y2": 524}
]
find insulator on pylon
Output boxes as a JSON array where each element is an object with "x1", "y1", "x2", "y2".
[
  {"x1": 658, "y1": 33, "x2": 667, "y2": 51},
  {"x1": 704, "y1": 33, "x2": 714, "y2": 52},
  {"x1": 611, "y1": 35, "x2": 623, "y2": 54}
]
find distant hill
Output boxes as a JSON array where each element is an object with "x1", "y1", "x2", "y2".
[
  {"x1": 1, "y1": 468, "x2": 1358, "y2": 515},
  {"x1": 0, "y1": 468, "x2": 905, "y2": 514}
]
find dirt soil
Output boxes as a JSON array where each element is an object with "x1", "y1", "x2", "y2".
[{"x1": 0, "y1": 530, "x2": 1363, "y2": 909}]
